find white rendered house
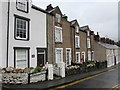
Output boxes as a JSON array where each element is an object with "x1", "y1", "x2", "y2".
[
  {"x1": 98, "y1": 42, "x2": 120, "y2": 67},
  {"x1": 0, "y1": 0, "x2": 47, "y2": 68}
]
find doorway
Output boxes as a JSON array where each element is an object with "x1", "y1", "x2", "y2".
[{"x1": 37, "y1": 49, "x2": 45, "y2": 67}]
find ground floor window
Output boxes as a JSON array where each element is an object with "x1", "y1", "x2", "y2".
[
  {"x1": 66, "y1": 48, "x2": 71, "y2": 66},
  {"x1": 15, "y1": 48, "x2": 29, "y2": 69},
  {"x1": 56, "y1": 48, "x2": 63, "y2": 63},
  {"x1": 76, "y1": 52, "x2": 80, "y2": 63},
  {"x1": 88, "y1": 51, "x2": 91, "y2": 61}
]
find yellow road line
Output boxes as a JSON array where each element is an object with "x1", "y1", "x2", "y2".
[{"x1": 52, "y1": 68, "x2": 117, "y2": 89}]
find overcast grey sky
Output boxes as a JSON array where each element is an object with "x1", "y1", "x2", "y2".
[{"x1": 33, "y1": 0, "x2": 118, "y2": 41}]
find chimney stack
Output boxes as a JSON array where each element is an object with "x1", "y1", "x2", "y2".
[
  {"x1": 100, "y1": 37, "x2": 106, "y2": 43},
  {"x1": 46, "y1": 4, "x2": 54, "y2": 11},
  {"x1": 94, "y1": 32, "x2": 100, "y2": 42},
  {"x1": 62, "y1": 14, "x2": 68, "y2": 21}
]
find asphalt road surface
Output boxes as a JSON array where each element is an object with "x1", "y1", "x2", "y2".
[{"x1": 55, "y1": 67, "x2": 119, "y2": 89}]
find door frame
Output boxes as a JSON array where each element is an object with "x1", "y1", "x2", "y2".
[
  {"x1": 66, "y1": 48, "x2": 72, "y2": 66},
  {"x1": 37, "y1": 48, "x2": 46, "y2": 66},
  {"x1": 81, "y1": 52, "x2": 85, "y2": 63}
]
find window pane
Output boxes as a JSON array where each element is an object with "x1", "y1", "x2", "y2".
[
  {"x1": 16, "y1": 49, "x2": 28, "y2": 69},
  {"x1": 17, "y1": 0, "x2": 28, "y2": 12},
  {"x1": 16, "y1": 18, "x2": 28, "y2": 39}
]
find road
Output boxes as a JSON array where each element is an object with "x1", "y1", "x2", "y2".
[{"x1": 54, "y1": 67, "x2": 119, "y2": 89}]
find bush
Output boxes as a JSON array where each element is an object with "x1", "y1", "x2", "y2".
[{"x1": 32, "y1": 66, "x2": 42, "y2": 74}]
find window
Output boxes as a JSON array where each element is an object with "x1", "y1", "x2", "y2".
[
  {"x1": 88, "y1": 51, "x2": 91, "y2": 61},
  {"x1": 76, "y1": 26, "x2": 79, "y2": 33},
  {"x1": 75, "y1": 36, "x2": 80, "y2": 48},
  {"x1": 56, "y1": 48, "x2": 63, "y2": 63},
  {"x1": 15, "y1": 15, "x2": 29, "y2": 40},
  {"x1": 91, "y1": 51, "x2": 94, "y2": 61},
  {"x1": 66, "y1": 48, "x2": 71, "y2": 66},
  {"x1": 55, "y1": 26, "x2": 62, "y2": 42},
  {"x1": 56, "y1": 13, "x2": 61, "y2": 23},
  {"x1": 15, "y1": 49, "x2": 28, "y2": 69},
  {"x1": 87, "y1": 38, "x2": 91, "y2": 48},
  {"x1": 76, "y1": 52, "x2": 80, "y2": 63},
  {"x1": 16, "y1": 0, "x2": 28, "y2": 12},
  {"x1": 87, "y1": 31, "x2": 90, "y2": 36}
]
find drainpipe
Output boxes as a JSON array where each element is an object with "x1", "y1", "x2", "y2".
[{"x1": 6, "y1": 0, "x2": 10, "y2": 67}]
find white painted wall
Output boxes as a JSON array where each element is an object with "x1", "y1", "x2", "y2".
[
  {"x1": 1, "y1": 1, "x2": 47, "y2": 68},
  {"x1": 106, "y1": 49, "x2": 119, "y2": 67},
  {"x1": 0, "y1": 1, "x2": 2, "y2": 67},
  {"x1": 0, "y1": 1, "x2": 8, "y2": 67}
]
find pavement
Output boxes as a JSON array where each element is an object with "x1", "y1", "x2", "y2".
[{"x1": 2, "y1": 64, "x2": 119, "y2": 90}]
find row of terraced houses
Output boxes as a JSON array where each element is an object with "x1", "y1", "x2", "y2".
[{"x1": 0, "y1": 0, "x2": 120, "y2": 74}]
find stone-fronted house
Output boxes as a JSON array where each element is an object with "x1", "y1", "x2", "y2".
[
  {"x1": 0, "y1": 0, "x2": 47, "y2": 68},
  {"x1": 94, "y1": 33, "x2": 120, "y2": 67},
  {"x1": 80, "y1": 25, "x2": 94, "y2": 61},
  {"x1": 46, "y1": 4, "x2": 73, "y2": 67},
  {"x1": 70, "y1": 20, "x2": 87, "y2": 64}
]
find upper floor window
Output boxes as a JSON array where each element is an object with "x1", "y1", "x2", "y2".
[
  {"x1": 55, "y1": 26, "x2": 62, "y2": 42},
  {"x1": 56, "y1": 13, "x2": 61, "y2": 23},
  {"x1": 87, "y1": 31, "x2": 90, "y2": 36},
  {"x1": 75, "y1": 36, "x2": 80, "y2": 48},
  {"x1": 15, "y1": 15, "x2": 30, "y2": 40},
  {"x1": 87, "y1": 38, "x2": 91, "y2": 48},
  {"x1": 16, "y1": 0, "x2": 28, "y2": 13},
  {"x1": 76, "y1": 26, "x2": 79, "y2": 33}
]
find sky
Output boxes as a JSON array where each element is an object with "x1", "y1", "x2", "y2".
[{"x1": 32, "y1": 0, "x2": 119, "y2": 41}]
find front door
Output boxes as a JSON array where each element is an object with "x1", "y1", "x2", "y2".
[
  {"x1": 81, "y1": 52, "x2": 85, "y2": 64},
  {"x1": 114, "y1": 56, "x2": 116, "y2": 65},
  {"x1": 37, "y1": 49, "x2": 45, "y2": 67},
  {"x1": 66, "y1": 48, "x2": 71, "y2": 66}
]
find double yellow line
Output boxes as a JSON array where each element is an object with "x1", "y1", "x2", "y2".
[
  {"x1": 51, "y1": 68, "x2": 117, "y2": 89},
  {"x1": 109, "y1": 84, "x2": 120, "y2": 90}
]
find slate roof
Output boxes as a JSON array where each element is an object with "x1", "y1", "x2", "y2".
[{"x1": 98, "y1": 42, "x2": 120, "y2": 49}]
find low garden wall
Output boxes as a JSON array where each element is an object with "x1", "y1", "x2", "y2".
[
  {"x1": 29, "y1": 71, "x2": 47, "y2": 83},
  {"x1": 0, "y1": 66, "x2": 47, "y2": 85}
]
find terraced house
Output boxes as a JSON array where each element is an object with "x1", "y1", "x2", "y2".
[
  {"x1": 0, "y1": 0, "x2": 119, "y2": 75},
  {"x1": 0, "y1": 0, "x2": 47, "y2": 68},
  {"x1": 80, "y1": 26, "x2": 95, "y2": 61}
]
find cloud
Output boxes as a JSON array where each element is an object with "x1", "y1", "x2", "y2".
[{"x1": 32, "y1": 1, "x2": 118, "y2": 41}]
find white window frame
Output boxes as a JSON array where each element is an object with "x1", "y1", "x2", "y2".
[
  {"x1": 15, "y1": 49, "x2": 28, "y2": 69},
  {"x1": 88, "y1": 51, "x2": 91, "y2": 61},
  {"x1": 56, "y1": 13, "x2": 61, "y2": 23},
  {"x1": 75, "y1": 35, "x2": 80, "y2": 48},
  {"x1": 76, "y1": 52, "x2": 80, "y2": 63},
  {"x1": 55, "y1": 48, "x2": 63, "y2": 63},
  {"x1": 81, "y1": 52, "x2": 86, "y2": 62},
  {"x1": 87, "y1": 38, "x2": 91, "y2": 48},
  {"x1": 66, "y1": 48, "x2": 71, "y2": 66},
  {"x1": 55, "y1": 26, "x2": 62, "y2": 42},
  {"x1": 76, "y1": 26, "x2": 79, "y2": 33},
  {"x1": 16, "y1": 0, "x2": 28, "y2": 12},
  {"x1": 15, "y1": 17, "x2": 28, "y2": 40},
  {"x1": 87, "y1": 31, "x2": 90, "y2": 36}
]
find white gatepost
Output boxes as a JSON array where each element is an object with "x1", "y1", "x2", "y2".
[
  {"x1": 45, "y1": 64, "x2": 53, "y2": 80},
  {"x1": 57, "y1": 62, "x2": 65, "y2": 78}
]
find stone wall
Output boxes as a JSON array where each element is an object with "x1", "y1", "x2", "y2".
[
  {"x1": 30, "y1": 71, "x2": 46, "y2": 83},
  {"x1": 2, "y1": 73, "x2": 28, "y2": 84}
]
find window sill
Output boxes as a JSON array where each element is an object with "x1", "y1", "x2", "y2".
[
  {"x1": 76, "y1": 47, "x2": 80, "y2": 49},
  {"x1": 15, "y1": 37, "x2": 29, "y2": 41},
  {"x1": 55, "y1": 42, "x2": 63, "y2": 44}
]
